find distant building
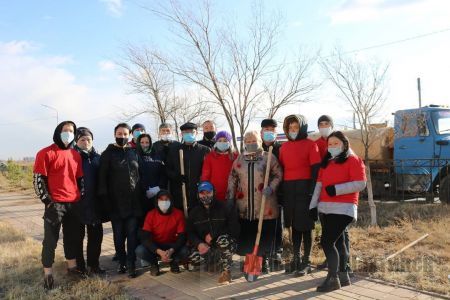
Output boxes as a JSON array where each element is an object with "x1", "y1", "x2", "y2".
[{"x1": 23, "y1": 157, "x2": 35, "y2": 162}]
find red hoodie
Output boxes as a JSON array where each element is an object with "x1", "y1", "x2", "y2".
[{"x1": 201, "y1": 151, "x2": 238, "y2": 201}]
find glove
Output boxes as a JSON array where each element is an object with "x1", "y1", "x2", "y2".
[
  {"x1": 262, "y1": 186, "x2": 273, "y2": 197},
  {"x1": 308, "y1": 207, "x2": 318, "y2": 221},
  {"x1": 146, "y1": 186, "x2": 161, "y2": 199},
  {"x1": 179, "y1": 174, "x2": 188, "y2": 184},
  {"x1": 325, "y1": 185, "x2": 336, "y2": 197}
]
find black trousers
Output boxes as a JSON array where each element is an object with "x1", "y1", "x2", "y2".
[
  {"x1": 76, "y1": 223, "x2": 103, "y2": 269},
  {"x1": 111, "y1": 216, "x2": 138, "y2": 266},
  {"x1": 292, "y1": 228, "x2": 312, "y2": 262},
  {"x1": 237, "y1": 219, "x2": 276, "y2": 257},
  {"x1": 320, "y1": 213, "x2": 353, "y2": 276},
  {"x1": 42, "y1": 202, "x2": 82, "y2": 268}
]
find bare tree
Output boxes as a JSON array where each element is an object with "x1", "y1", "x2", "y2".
[
  {"x1": 320, "y1": 48, "x2": 389, "y2": 226},
  {"x1": 119, "y1": 44, "x2": 215, "y2": 140},
  {"x1": 145, "y1": 0, "x2": 317, "y2": 151}
]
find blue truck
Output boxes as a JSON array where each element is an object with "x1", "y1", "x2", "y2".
[{"x1": 372, "y1": 104, "x2": 450, "y2": 203}]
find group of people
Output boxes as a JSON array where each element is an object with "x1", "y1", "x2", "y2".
[{"x1": 33, "y1": 115, "x2": 366, "y2": 293}]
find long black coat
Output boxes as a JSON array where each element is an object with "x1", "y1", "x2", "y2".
[
  {"x1": 76, "y1": 147, "x2": 109, "y2": 224},
  {"x1": 166, "y1": 142, "x2": 210, "y2": 211},
  {"x1": 97, "y1": 144, "x2": 142, "y2": 220},
  {"x1": 186, "y1": 199, "x2": 240, "y2": 248}
]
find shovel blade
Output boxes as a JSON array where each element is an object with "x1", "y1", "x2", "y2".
[{"x1": 243, "y1": 253, "x2": 262, "y2": 282}]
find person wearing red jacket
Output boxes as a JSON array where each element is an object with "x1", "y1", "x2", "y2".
[
  {"x1": 33, "y1": 121, "x2": 84, "y2": 290},
  {"x1": 315, "y1": 115, "x2": 334, "y2": 159},
  {"x1": 309, "y1": 131, "x2": 366, "y2": 292},
  {"x1": 279, "y1": 114, "x2": 321, "y2": 277},
  {"x1": 201, "y1": 131, "x2": 238, "y2": 202},
  {"x1": 135, "y1": 190, "x2": 189, "y2": 276}
]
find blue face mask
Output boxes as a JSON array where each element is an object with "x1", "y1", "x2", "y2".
[
  {"x1": 288, "y1": 131, "x2": 298, "y2": 140},
  {"x1": 61, "y1": 132, "x2": 74, "y2": 144},
  {"x1": 183, "y1": 132, "x2": 196, "y2": 143},
  {"x1": 133, "y1": 130, "x2": 142, "y2": 139},
  {"x1": 328, "y1": 146, "x2": 343, "y2": 158},
  {"x1": 263, "y1": 131, "x2": 276, "y2": 143},
  {"x1": 215, "y1": 142, "x2": 230, "y2": 152}
]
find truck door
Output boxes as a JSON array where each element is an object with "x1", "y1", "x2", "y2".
[{"x1": 394, "y1": 110, "x2": 434, "y2": 193}]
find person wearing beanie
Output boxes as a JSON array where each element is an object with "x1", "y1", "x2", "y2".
[
  {"x1": 73, "y1": 127, "x2": 107, "y2": 275},
  {"x1": 198, "y1": 120, "x2": 216, "y2": 149},
  {"x1": 33, "y1": 121, "x2": 84, "y2": 289},
  {"x1": 151, "y1": 123, "x2": 181, "y2": 163},
  {"x1": 98, "y1": 123, "x2": 142, "y2": 278},
  {"x1": 129, "y1": 123, "x2": 146, "y2": 148},
  {"x1": 279, "y1": 115, "x2": 321, "y2": 277},
  {"x1": 201, "y1": 130, "x2": 238, "y2": 202},
  {"x1": 186, "y1": 181, "x2": 240, "y2": 284},
  {"x1": 135, "y1": 190, "x2": 189, "y2": 276},
  {"x1": 316, "y1": 115, "x2": 334, "y2": 159},
  {"x1": 166, "y1": 122, "x2": 210, "y2": 211},
  {"x1": 260, "y1": 118, "x2": 284, "y2": 266}
]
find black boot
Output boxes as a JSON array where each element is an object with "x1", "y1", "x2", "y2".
[
  {"x1": 338, "y1": 271, "x2": 351, "y2": 287},
  {"x1": 43, "y1": 274, "x2": 54, "y2": 290},
  {"x1": 117, "y1": 263, "x2": 127, "y2": 274},
  {"x1": 285, "y1": 255, "x2": 300, "y2": 274},
  {"x1": 128, "y1": 263, "x2": 137, "y2": 278},
  {"x1": 150, "y1": 264, "x2": 160, "y2": 276},
  {"x1": 170, "y1": 261, "x2": 181, "y2": 274},
  {"x1": 295, "y1": 259, "x2": 312, "y2": 277},
  {"x1": 316, "y1": 273, "x2": 341, "y2": 292}
]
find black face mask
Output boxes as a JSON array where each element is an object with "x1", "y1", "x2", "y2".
[
  {"x1": 199, "y1": 196, "x2": 213, "y2": 206},
  {"x1": 115, "y1": 137, "x2": 128, "y2": 147},
  {"x1": 204, "y1": 131, "x2": 216, "y2": 140}
]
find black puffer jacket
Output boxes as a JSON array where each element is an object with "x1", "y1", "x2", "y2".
[
  {"x1": 97, "y1": 144, "x2": 142, "y2": 220},
  {"x1": 186, "y1": 198, "x2": 240, "y2": 248},
  {"x1": 151, "y1": 140, "x2": 181, "y2": 163},
  {"x1": 166, "y1": 142, "x2": 210, "y2": 210}
]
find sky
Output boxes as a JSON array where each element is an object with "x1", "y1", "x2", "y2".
[{"x1": 1, "y1": 0, "x2": 450, "y2": 159}]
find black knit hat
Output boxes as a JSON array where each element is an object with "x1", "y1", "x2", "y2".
[
  {"x1": 75, "y1": 127, "x2": 93, "y2": 141},
  {"x1": 261, "y1": 119, "x2": 277, "y2": 128},
  {"x1": 131, "y1": 123, "x2": 146, "y2": 132},
  {"x1": 317, "y1": 115, "x2": 334, "y2": 128},
  {"x1": 180, "y1": 122, "x2": 198, "y2": 131}
]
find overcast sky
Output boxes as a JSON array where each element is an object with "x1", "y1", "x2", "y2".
[{"x1": 1, "y1": 0, "x2": 450, "y2": 159}]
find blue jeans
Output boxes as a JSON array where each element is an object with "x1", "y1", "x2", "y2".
[
  {"x1": 111, "y1": 216, "x2": 138, "y2": 266},
  {"x1": 135, "y1": 244, "x2": 189, "y2": 266}
]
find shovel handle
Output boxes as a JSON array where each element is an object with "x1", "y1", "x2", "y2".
[
  {"x1": 179, "y1": 149, "x2": 188, "y2": 218},
  {"x1": 255, "y1": 146, "x2": 273, "y2": 247}
]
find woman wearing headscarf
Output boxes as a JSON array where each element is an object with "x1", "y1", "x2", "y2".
[
  {"x1": 309, "y1": 131, "x2": 366, "y2": 292},
  {"x1": 227, "y1": 130, "x2": 283, "y2": 273},
  {"x1": 279, "y1": 114, "x2": 321, "y2": 276}
]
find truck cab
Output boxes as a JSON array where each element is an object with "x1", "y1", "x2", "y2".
[{"x1": 393, "y1": 105, "x2": 450, "y2": 202}]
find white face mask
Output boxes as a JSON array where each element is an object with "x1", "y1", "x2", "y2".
[
  {"x1": 161, "y1": 134, "x2": 172, "y2": 142},
  {"x1": 319, "y1": 127, "x2": 333, "y2": 138},
  {"x1": 158, "y1": 200, "x2": 171, "y2": 213},
  {"x1": 61, "y1": 132, "x2": 74, "y2": 144}
]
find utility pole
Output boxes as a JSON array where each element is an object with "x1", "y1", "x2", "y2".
[
  {"x1": 41, "y1": 104, "x2": 59, "y2": 126},
  {"x1": 417, "y1": 77, "x2": 422, "y2": 108}
]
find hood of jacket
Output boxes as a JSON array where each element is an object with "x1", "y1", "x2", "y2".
[
  {"x1": 154, "y1": 189, "x2": 174, "y2": 215},
  {"x1": 136, "y1": 134, "x2": 153, "y2": 156},
  {"x1": 74, "y1": 145, "x2": 98, "y2": 159},
  {"x1": 283, "y1": 114, "x2": 308, "y2": 141},
  {"x1": 53, "y1": 121, "x2": 77, "y2": 149}
]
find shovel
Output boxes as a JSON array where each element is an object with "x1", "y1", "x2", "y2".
[
  {"x1": 243, "y1": 146, "x2": 273, "y2": 282},
  {"x1": 179, "y1": 149, "x2": 188, "y2": 218}
]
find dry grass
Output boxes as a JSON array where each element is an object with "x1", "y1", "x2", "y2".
[
  {"x1": 286, "y1": 201, "x2": 450, "y2": 296},
  {"x1": 0, "y1": 221, "x2": 130, "y2": 300}
]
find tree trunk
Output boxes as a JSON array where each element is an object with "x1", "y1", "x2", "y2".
[{"x1": 365, "y1": 160, "x2": 378, "y2": 226}]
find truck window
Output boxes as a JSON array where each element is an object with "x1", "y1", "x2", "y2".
[
  {"x1": 417, "y1": 113, "x2": 429, "y2": 136},
  {"x1": 399, "y1": 113, "x2": 418, "y2": 137},
  {"x1": 432, "y1": 110, "x2": 450, "y2": 134}
]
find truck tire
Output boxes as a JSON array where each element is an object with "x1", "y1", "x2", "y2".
[{"x1": 439, "y1": 176, "x2": 450, "y2": 204}]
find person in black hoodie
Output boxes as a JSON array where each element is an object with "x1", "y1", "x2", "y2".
[
  {"x1": 166, "y1": 122, "x2": 210, "y2": 211},
  {"x1": 98, "y1": 123, "x2": 141, "y2": 278},
  {"x1": 73, "y1": 127, "x2": 107, "y2": 275},
  {"x1": 33, "y1": 121, "x2": 84, "y2": 290},
  {"x1": 135, "y1": 190, "x2": 189, "y2": 276},
  {"x1": 198, "y1": 120, "x2": 216, "y2": 149},
  {"x1": 136, "y1": 133, "x2": 167, "y2": 219},
  {"x1": 187, "y1": 181, "x2": 240, "y2": 284}
]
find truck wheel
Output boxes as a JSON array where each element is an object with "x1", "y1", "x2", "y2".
[{"x1": 439, "y1": 176, "x2": 450, "y2": 204}]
